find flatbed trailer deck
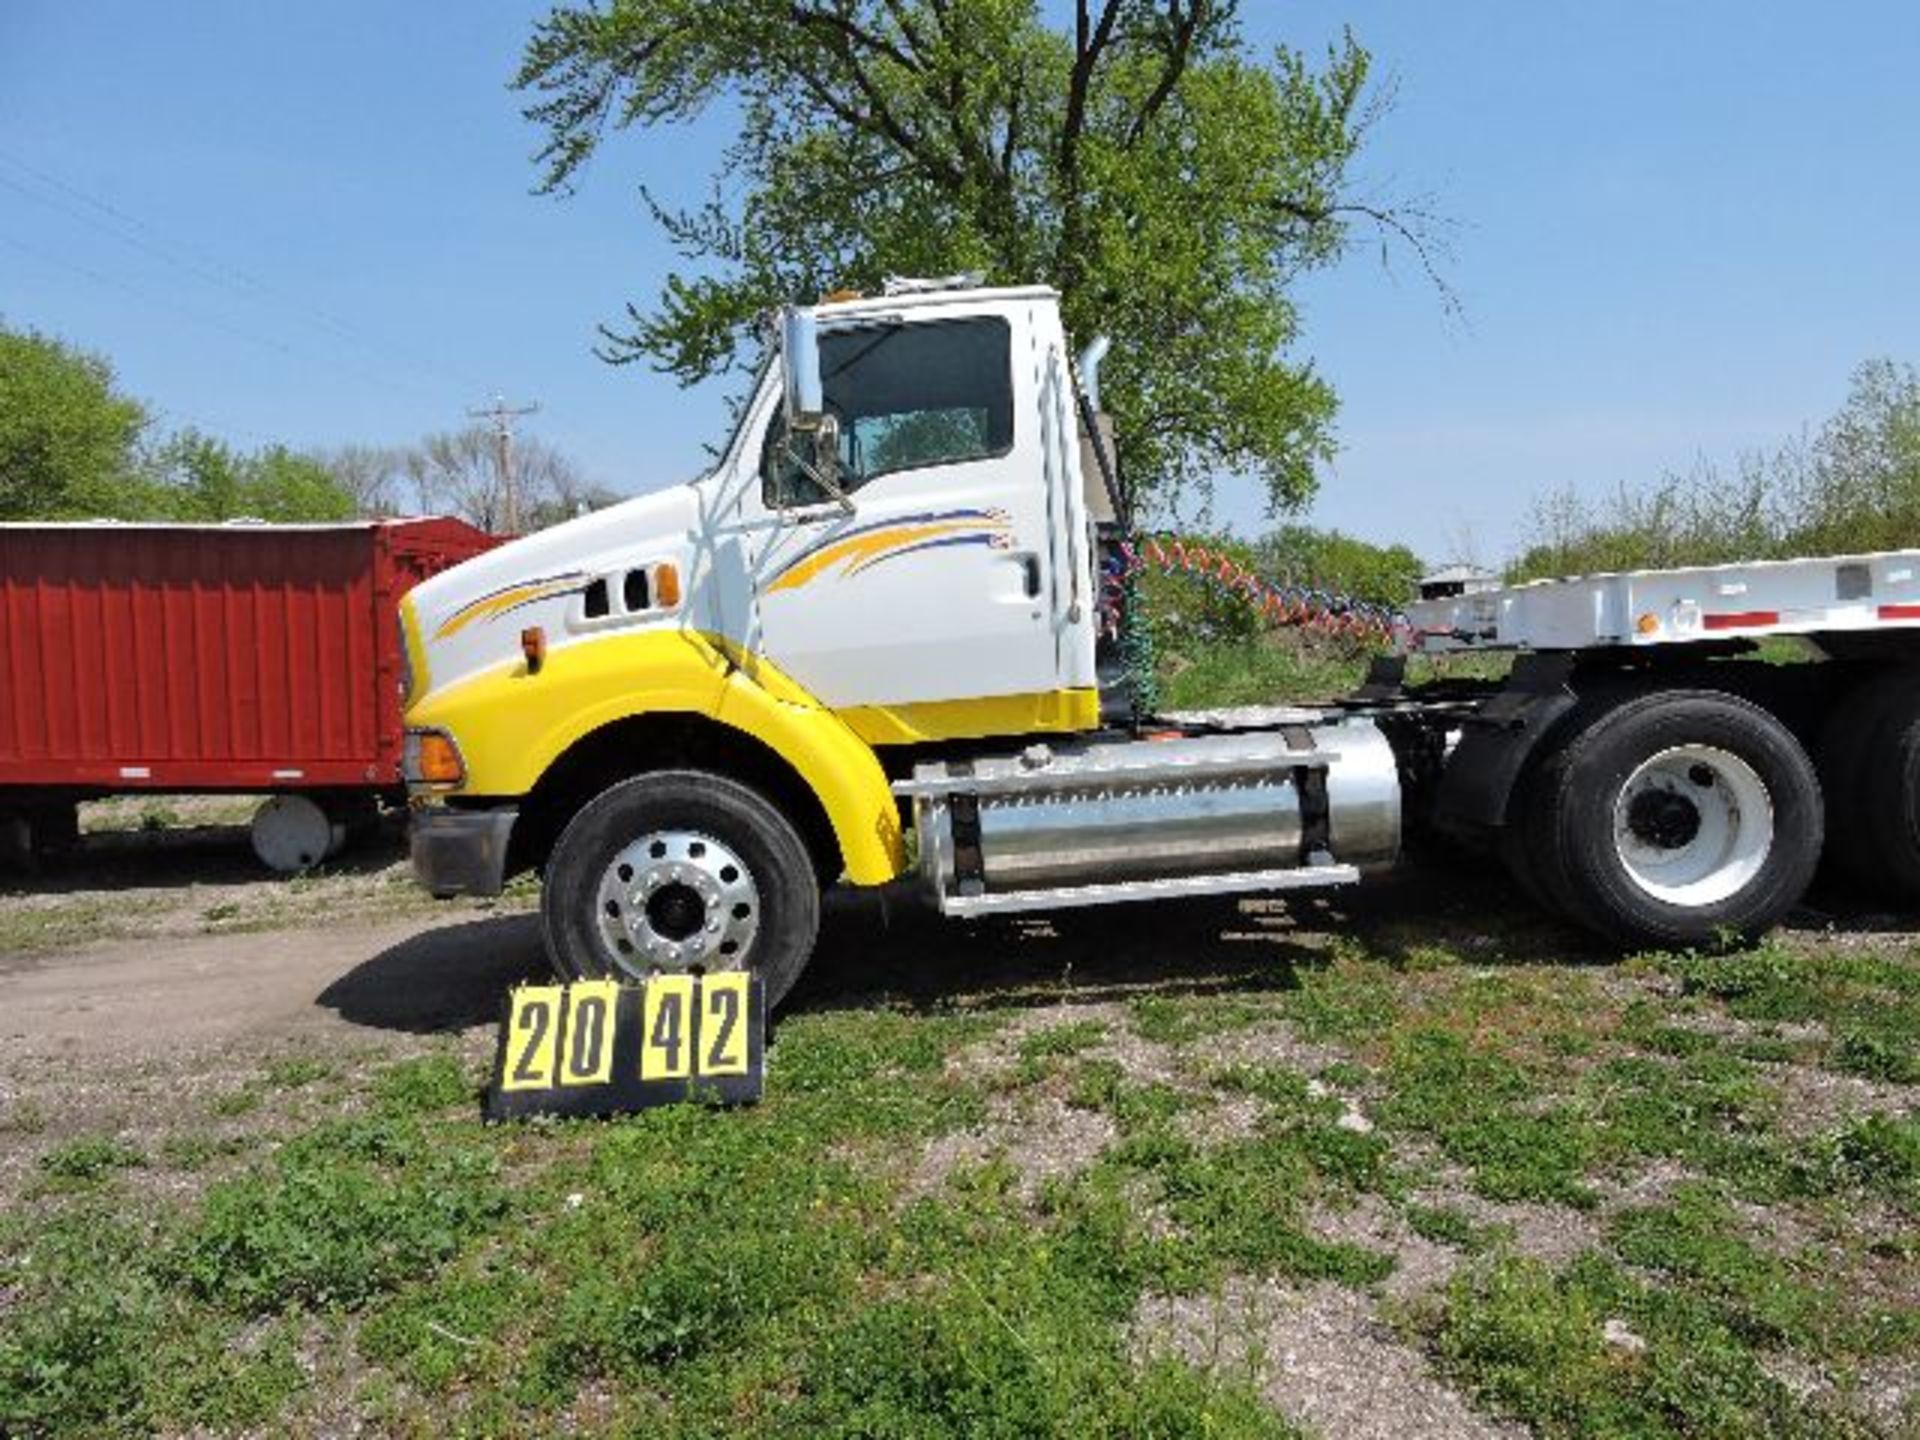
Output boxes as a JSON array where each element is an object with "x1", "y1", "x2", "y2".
[{"x1": 1406, "y1": 548, "x2": 1920, "y2": 653}]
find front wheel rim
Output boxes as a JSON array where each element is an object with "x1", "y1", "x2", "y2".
[
  {"x1": 1611, "y1": 744, "x2": 1774, "y2": 908},
  {"x1": 594, "y1": 829, "x2": 760, "y2": 981}
]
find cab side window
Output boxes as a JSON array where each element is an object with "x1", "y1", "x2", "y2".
[{"x1": 762, "y1": 316, "x2": 1013, "y2": 507}]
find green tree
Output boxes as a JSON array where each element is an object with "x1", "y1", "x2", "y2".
[
  {"x1": 516, "y1": 1, "x2": 1438, "y2": 513},
  {"x1": 0, "y1": 324, "x2": 148, "y2": 519},
  {"x1": 1254, "y1": 524, "x2": 1423, "y2": 609},
  {"x1": 239, "y1": 446, "x2": 357, "y2": 521},
  {"x1": 147, "y1": 431, "x2": 355, "y2": 522}
]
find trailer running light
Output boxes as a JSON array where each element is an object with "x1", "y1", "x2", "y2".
[
  {"x1": 1636, "y1": 612, "x2": 1661, "y2": 637},
  {"x1": 404, "y1": 729, "x2": 465, "y2": 788},
  {"x1": 654, "y1": 563, "x2": 681, "y2": 608},
  {"x1": 521, "y1": 625, "x2": 546, "y2": 674}
]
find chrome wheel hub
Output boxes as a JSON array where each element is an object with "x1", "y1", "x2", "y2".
[{"x1": 594, "y1": 830, "x2": 759, "y2": 980}]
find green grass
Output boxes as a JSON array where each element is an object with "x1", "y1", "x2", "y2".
[
  {"x1": 1154, "y1": 630, "x2": 1514, "y2": 709},
  {"x1": 1423, "y1": 1253, "x2": 1818, "y2": 1439},
  {"x1": 262, "y1": 1054, "x2": 335, "y2": 1090},
  {"x1": 1661, "y1": 941, "x2": 1920, "y2": 1085},
  {"x1": 2, "y1": 937, "x2": 1914, "y2": 1436},
  {"x1": 36, "y1": 1134, "x2": 145, "y2": 1185},
  {"x1": 1013, "y1": 1019, "x2": 1109, "y2": 1083},
  {"x1": 1158, "y1": 636, "x2": 1365, "y2": 708},
  {"x1": 0, "y1": 896, "x2": 160, "y2": 956}
]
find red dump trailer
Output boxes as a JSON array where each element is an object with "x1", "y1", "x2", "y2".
[{"x1": 0, "y1": 517, "x2": 498, "y2": 869}]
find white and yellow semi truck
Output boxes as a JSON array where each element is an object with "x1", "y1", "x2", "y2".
[{"x1": 400, "y1": 278, "x2": 1920, "y2": 1005}]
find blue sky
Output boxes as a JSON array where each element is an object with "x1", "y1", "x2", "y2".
[{"x1": 3, "y1": 2, "x2": 1916, "y2": 565}]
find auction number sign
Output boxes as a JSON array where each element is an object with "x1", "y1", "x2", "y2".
[{"x1": 484, "y1": 974, "x2": 764, "y2": 1120}]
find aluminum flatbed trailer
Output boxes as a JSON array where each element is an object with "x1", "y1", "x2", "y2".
[{"x1": 1383, "y1": 547, "x2": 1920, "y2": 944}]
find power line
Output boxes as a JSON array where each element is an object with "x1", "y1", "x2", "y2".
[
  {"x1": 0, "y1": 146, "x2": 490, "y2": 398},
  {"x1": 467, "y1": 395, "x2": 540, "y2": 534},
  {"x1": 0, "y1": 229, "x2": 443, "y2": 423}
]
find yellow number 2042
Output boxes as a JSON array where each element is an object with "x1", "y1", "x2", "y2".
[{"x1": 503, "y1": 975, "x2": 755, "y2": 1095}]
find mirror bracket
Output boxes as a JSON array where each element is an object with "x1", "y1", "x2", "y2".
[
  {"x1": 775, "y1": 306, "x2": 851, "y2": 513},
  {"x1": 781, "y1": 414, "x2": 854, "y2": 516}
]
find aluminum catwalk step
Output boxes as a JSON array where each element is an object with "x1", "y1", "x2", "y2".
[{"x1": 934, "y1": 862, "x2": 1362, "y2": 917}]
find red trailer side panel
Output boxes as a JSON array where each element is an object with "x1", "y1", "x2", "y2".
[{"x1": 0, "y1": 519, "x2": 496, "y2": 792}]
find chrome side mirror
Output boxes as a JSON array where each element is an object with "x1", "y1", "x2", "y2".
[
  {"x1": 781, "y1": 307, "x2": 824, "y2": 427},
  {"x1": 774, "y1": 305, "x2": 851, "y2": 512}
]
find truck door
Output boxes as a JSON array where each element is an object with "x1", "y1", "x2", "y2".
[{"x1": 742, "y1": 312, "x2": 1066, "y2": 716}]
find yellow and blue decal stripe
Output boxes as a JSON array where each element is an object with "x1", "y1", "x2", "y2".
[
  {"x1": 766, "y1": 509, "x2": 1012, "y2": 595},
  {"x1": 434, "y1": 571, "x2": 591, "y2": 639}
]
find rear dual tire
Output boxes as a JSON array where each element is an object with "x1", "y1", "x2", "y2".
[
  {"x1": 1815, "y1": 670, "x2": 1920, "y2": 900},
  {"x1": 1510, "y1": 690, "x2": 1822, "y2": 948}
]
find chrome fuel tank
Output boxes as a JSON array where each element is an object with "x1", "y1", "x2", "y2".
[
  {"x1": 905, "y1": 719, "x2": 1401, "y2": 907},
  {"x1": 976, "y1": 771, "x2": 1303, "y2": 890}
]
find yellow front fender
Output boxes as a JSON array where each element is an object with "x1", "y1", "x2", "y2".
[{"x1": 405, "y1": 629, "x2": 906, "y2": 885}]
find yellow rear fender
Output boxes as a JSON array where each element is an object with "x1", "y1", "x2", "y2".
[{"x1": 405, "y1": 629, "x2": 905, "y2": 885}]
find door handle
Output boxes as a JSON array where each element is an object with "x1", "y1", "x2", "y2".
[{"x1": 1018, "y1": 552, "x2": 1041, "y2": 599}]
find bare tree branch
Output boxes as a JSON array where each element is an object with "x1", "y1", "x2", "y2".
[
  {"x1": 878, "y1": 0, "x2": 927, "y2": 54},
  {"x1": 789, "y1": 3, "x2": 922, "y2": 73},
  {"x1": 1056, "y1": 1, "x2": 1123, "y2": 276},
  {"x1": 1272, "y1": 196, "x2": 1462, "y2": 319},
  {"x1": 1125, "y1": 0, "x2": 1208, "y2": 146}
]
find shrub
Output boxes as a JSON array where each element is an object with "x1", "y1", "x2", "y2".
[{"x1": 1511, "y1": 358, "x2": 1920, "y2": 581}]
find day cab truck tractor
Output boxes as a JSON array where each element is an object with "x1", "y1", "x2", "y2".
[{"x1": 397, "y1": 277, "x2": 1920, "y2": 1007}]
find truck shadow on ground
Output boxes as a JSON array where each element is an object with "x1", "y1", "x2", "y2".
[
  {"x1": 316, "y1": 858, "x2": 1919, "y2": 1038},
  {"x1": 317, "y1": 913, "x2": 547, "y2": 1033},
  {"x1": 785, "y1": 859, "x2": 1607, "y2": 1020},
  {"x1": 4, "y1": 820, "x2": 410, "y2": 895}
]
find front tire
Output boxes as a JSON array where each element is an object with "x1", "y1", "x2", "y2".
[
  {"x1": 1523, "y1": 690, "x2": 1821, "y2": 948},
  {"x1": 542, "y1": 771, "x2": 821, "y2": 1010}
]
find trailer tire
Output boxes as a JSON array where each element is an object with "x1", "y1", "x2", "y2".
[
  {"x1": 1814, "y1": 672, "x2": 1920, "y2": 894},
  {"x1": 541, "y1": 770, "x2": 820, "y2": 1010},
  {"x1": 1525, "y1": 690, "x2": 1821, "y2": 948},
  {"x1": 1841, "y1": 674, "x2": 1920, "y2": 901}
]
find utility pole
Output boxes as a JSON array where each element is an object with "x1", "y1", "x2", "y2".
[{"x1": 467, "y1": 394, "x2": 539, "y2": 533}]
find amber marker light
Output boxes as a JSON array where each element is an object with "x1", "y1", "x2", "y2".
[
  {"x1": 1636, "y1": 613, "x2": 1661, "y2": 637},
  {"x1": 405, "y1": 729, "x2": 465, "y2": 787},
  {"x1": 521, "y1": 625, "x2": 547, "y2": 674},
  {"x1": 654, "y1": 563, "x2": 681, "y2": 608}
]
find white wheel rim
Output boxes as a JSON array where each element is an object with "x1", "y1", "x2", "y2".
[
  {"x1": 1611, "y1": 744, "x2": 1773, "y2": 907},
  {"x1": 595, "y1": 829, "x2": 760, "y2": 981}
]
